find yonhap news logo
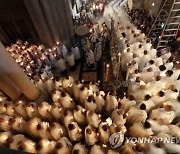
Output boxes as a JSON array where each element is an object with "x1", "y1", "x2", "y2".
[
  {"x1": 109, "y1": 132, "x2": 124, "y2": 148},
  {"x1": 109, "y1": 133, "x2": 180, "y2": 148}
]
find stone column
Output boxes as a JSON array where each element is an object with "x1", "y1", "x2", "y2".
[
  {"x1": 39, "y1": 0, "x2": 60, "y2": 43},
  {"x1": 0, "y1": 70, "x2": 22, "y2": 100},
  {"x1": 63, "y1": 0, "x2": 74, "y2": 39},
  {"x1": 23, "y1": 0, "x2": 74, "y2": 48},
  {"x1": 0, "y1": 42, "x2": 40, "y2": 100},
  {"x1": 0, "y1": 24, "x2": 11, "y2": 45},
  {"x1": 23, "y1": 0, "x2": 54, "y2": 47},
  {"x1": 56, "y1": 0, "x2": 72, "y2": 46}
]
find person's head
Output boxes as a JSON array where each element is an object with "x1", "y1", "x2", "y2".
[
  {"x1": 144, "y1": 50, "x2": 148, "y2": 55},
  {"x1": 121, "y1": 32, "x2": 126, "y2": 38},
  {"x1": 156, "y1": 51, "x2": 161, "y2": 57},
  {"x1": 166, "y1": 46, "x2": 171, "y2": 53},
  {"x1": 133, "y1": 54, "x2": 137, "y2": 58},
  {"x1": 146, "y1": 38, "x2": 151, "y2": 43}
]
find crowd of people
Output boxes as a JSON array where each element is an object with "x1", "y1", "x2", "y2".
[
  {"x1": 82, "y1": 22, "x2": 110, "y2": 69},
  {"x1": 0, "y1": 0, "x2": 180, "y2": 154},
  {"x1": 72, "y1": 0, "x2": 106, "y2": 26},
  {"x1": 102, "y1": 1, "x2": 180, "y2": 153},
  {"x1": 128, "y1": 8, "x2": 154, "y2": 36},
  {"x1": 6, "y1": 40, "x2": 81, "y2": 83},
  {"x1": 72, "y1": 0, "x2": 110, "y2": 70}
]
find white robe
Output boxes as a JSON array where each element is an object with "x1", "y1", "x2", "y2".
[
  {"x1": 71, "y1": 47, "x2": 80, "y2": 60},
  {"x1": 56, "y1": 59, "x2": 66, "y2": 72},
  {"x1": 66, "y1": 54, "x2": 75, "y2": 67},
  {"x1": 72, "y1": 5, "x2": 77, "y2": 19},
  {"x1": 95, "y1": 44, "x2": 102, "y2": 61},
  {"x1": 86, "y1": 50, "x2": 95, "y2": 65},
  {"x1": 62, "y1": 45, "x2": 68, "y2": 59},
  {"x1": 138, "y1": 54, "x2": 150, "y2": 72},
  {"x1": 161, "y1": 52, "x2": 171, "y2": 62},
  {"x1": 121, "y1": 52, "x2": 133, "y2": 72},
  {"x1": 149, "y1": 48, "x2": 157, "y2": 59},
  {"x1": 76, "y1": 0, "x2": 82, "y2": 10}
]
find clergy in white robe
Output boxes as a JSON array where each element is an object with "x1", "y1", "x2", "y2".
[
  {"x1": 55, "y1": 58, "x2": 67, "y2": 72},
  {"x1": 85, "y1": 38, "x2": 91, "y2": 51},
  {"x1": 66, "y1": 54, "x2": 75, "y2": 67},
  {"x1": 71, "y1": 45, "x2": 81, "y2": 62},
  {"x1": 61, "y1": 44, "x2": 68, "y2": 59},
  {"x1": 94, "y1": 42, "x2": 102, "y2": 62},
  {"x1": 94, "y1": 24, "x2": 100, "y2": 35},
  {"x1": 121, "y1": 48, "x2": 133, "y2": 72},
  {"x1": 138, "y1": 50, "x2": 150, "y2": 72},
  {"x1": 86, "y1": 49, "x2": 95, "y2": 69},
  {"x1": 149, "y1": 46, "x2": 157, "y2": 59},
  {"x1": 91, "y1": 31, "x2": 98, "y2": 50},
  {"x1": 134, "y1": 44, "x2": 144, "y2": 56}
]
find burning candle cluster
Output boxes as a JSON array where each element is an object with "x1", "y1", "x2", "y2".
[{"x1": 6, "y1": 40, "x2": 75, "y2": 82}]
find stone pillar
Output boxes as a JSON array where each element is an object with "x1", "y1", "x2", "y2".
[
  {"x1": 23, "y1": 0, "x2": 74, "y2": 48},
  {"x1": 0, "y1": 42, "x2": 40, "y2": 100},
  {"x1": 63, "y1": 0, "x2": 74, "y2": 38},
  {"x1": 0, "y1": 70, "x2": 22, "y2": 100},
  {"x1": 23, "y1": 0, "x2": 54, "y2": 47},
  {"x1": 0, "y1": 25, "x2": 11, "y2": 45},
  {"x1": 39, "y1": 0, "x2": 60, "y2": 43}
]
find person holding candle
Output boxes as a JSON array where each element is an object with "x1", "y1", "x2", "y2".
[
  {"x1": 71, "y1": 44, "x2": 81, "y2": 64},
  {"x1": 94, "y1": 39, "x2": 102, "y2": 62}
]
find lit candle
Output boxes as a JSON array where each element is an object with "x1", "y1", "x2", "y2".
[
  {"x1": 118, "y1": 52, "x2": 121, "y2": 63},
  {"x1": 106, "y1": 64, "x2": 110, "y2": 82},
  {"x1": 126, "y1": 64, "x2": 131, "y2": 81}
]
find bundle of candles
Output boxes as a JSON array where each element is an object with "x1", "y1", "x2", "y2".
[{"x1": 6, "y1": 40, "x2": 75, "y2": 83}]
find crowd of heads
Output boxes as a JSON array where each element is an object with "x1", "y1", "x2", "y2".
[
  {"x1": 73, "y1": 0, "x2": 105, "y2": 26},
  {"x1": 82, "y1": 22, "x2": 110, "y2": 68},
  {"x1": 128, "y1": 8, "x2": 154, "y2": 35},
  {"x1": 6, "y1": 40, "x2": 79, "y2": 83}
]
